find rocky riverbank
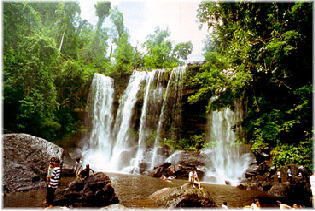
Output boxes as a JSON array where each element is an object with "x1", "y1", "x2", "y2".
[{"x1": 3, "y1": 133, "x2": 312, "y2": 208}]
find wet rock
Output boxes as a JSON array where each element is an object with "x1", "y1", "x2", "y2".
[
  {"x1": 253, "y1": 149, "x2": 270, "y2": 164},
  {"x1": 3, "y1": 133, "x2": 64, "y2": 192},
  {"x1": 150, "y1": 183, "x2": 216, "y2": 208},
  {"x1": 150, "y1": 163, "x2": 172, "y2": 177},
  {"x1": 268, "y1": 183, "x2": 290, "y2": 197},
  {"x1": 245, "y1": 169, "x2": 257, "y2": 178},
  {"x1": 54, "y1": 172, "x2": 119, "y2": 208}
]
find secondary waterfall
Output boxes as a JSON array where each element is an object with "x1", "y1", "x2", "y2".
[{"x1": 204, "y1": 100, "x2": 253, "y2": 185}]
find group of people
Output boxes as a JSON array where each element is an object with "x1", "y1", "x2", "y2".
[
  {"x1": 277, "y1": 166, "x2": 307, "y2": 183},
  {"x1": 44, "y1": 157, "x2": 94, "y2": 208},
  {"x1": 74, "y1": 158, "x2": 95, "y2": 181},
  {"x1": 43, "y1": 159, "x2": 308, "y2": 209},
  {"x1": 242, "y1": 199, "x2": 304, "y2": 209}
]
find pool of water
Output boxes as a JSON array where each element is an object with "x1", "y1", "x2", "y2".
[{"x1": 3, "y1": 172, "x2": 276, "y2": 208}]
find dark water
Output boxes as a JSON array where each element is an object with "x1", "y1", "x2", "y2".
[{"x1": 3, "y1": 172, "x2": 277, "y2": 208}]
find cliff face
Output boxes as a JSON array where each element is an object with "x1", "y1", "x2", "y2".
[
  {"x1": 114, "y1": 65, "x2": 208, "y2": 143},
  {"x1": 3, "y1": 133, "x2": 64, "y2": 192}
]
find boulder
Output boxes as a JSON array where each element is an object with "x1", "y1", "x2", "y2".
[
  {"x1": 150, "y1": 162, "x2": 172, "y2": 177},
  {"x1": 178, "y1": 150, "x2": 207, "y2": 167},
  {"x1": 268, "y1": 183, "x2": 290, "y2": 197},
  {"x1": 253, "y1": 149, "x2": 270, "y2": 164},
  {"x1": 149, "y1": 183, "x2": 216, "y2": 208},
  {"x1": 3, "y1": 133, "x2": 64, "y2": 192},
  {"x1": 54, "y1": 172, "x2": 119, "y2": 208}
]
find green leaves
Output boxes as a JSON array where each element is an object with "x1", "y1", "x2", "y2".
[
  {"x1": 271, "y1": 140, "x2": 313, "y2": 171},
  {"x1": 195, "y1": 2, "x2": 312, "y2": 169},
  {"x1": 142, "y1": 27, "x2": 192, "y2": 68},
  {"x1": 173, "y1": 41, "x2": 193, "y2": 61}
]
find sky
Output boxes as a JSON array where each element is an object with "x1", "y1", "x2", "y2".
[{"x1": 79, "y1": 0, "x2": 209, "y2": 61}]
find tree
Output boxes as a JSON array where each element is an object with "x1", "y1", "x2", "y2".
[
  {"x1": 173, "y1": 41, "x2": 193, "y2": 61},
  {"x1": 194, "y1": 2, "x2": 313, "y2": 170},
  {"x1": 3, "y1": 2, "x2": 93, "y2": 141},
  {"x1": 4, "y1": 33, "x2": 60, "y2": 139}
]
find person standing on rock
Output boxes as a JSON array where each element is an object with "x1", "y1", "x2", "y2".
[
  {"x1": 188, "y1": 169, "x2": 200, "y2": 189},
  {"x1": 46, "y1": 158, "x2": 61, "y2": 208},
  {"x1": 74, "y1": 157, "x2": 83, "y2": 179}
]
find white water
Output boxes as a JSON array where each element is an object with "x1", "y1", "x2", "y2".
[
  {"x1": 150, "y1": 66, "x2": 186, "y2": 169},
  {"x1": 132, "y1": 69, "x2": 166, "y2": 173},
  {"x1": 82, "y1": 69, "x2": 252, "y2": 185},
  {"x1": 82, "y1": 74, "x2": 114, "y2": 171},
  {"x1": 110, "y1": 71, "x2": 146, "y2": 171},
  {"x1": 204, "y1": 101, "x2": 253, "y2": 185}
]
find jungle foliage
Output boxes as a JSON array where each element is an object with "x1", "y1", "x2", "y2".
[
  {"x1": 3, "y1": 2, "x2": 192, "y2": 142},
  {"x1": 188, "y1": 2, "x2": 313, "y2": 170}
]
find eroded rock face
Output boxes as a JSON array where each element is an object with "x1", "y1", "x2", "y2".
[
  {"x1": 150, "y1": 183, "x2": 216, "y2": 208},
  {"x1": 54, "y1": 172, "x2": 119, "y2": 207},
  {"x1": 3, "y1": 133, "x2": 64, "y2": 192}
]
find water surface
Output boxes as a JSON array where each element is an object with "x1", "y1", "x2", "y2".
[{"x1": 4, "y1": 172, "x2": 273, "y2": 208}]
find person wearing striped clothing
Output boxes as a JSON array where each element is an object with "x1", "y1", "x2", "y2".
[{"x1": 46, "y1": 158, "x2": 61, "y2": 207}]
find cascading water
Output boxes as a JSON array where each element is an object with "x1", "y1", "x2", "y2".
[
  {"x1": 150, "y1": 66, "x2": 186, "y2": 169},
  {"x1": 131, "y1": 69, "x2": 167, "y2": 173},
  {"x1": 82, "y1": 67, "x2": 251, "y2": 185},
  {"x1": 110, "y1": 71, "x2": 146, "y2": 172},
  {"x1": 82, "y1": 73, "x2": 114, "y2": 171},
  {"x1": 204, "y1": 100, "x2": 253, "y2": 185}
]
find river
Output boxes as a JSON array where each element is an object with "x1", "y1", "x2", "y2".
[{"x1": 3, "y1": 172, "x2": 276, "y2": 208}]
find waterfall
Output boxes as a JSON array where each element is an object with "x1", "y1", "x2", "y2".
[
  {"x1": 150, "y1": 66, "x2": 186, "y2": 169},
  {"x1": 82, "y1": 74, "x2": 114, "y2": 171},
  {"x1": 132, "y1": 69, "x2": 166, "y2": 173},
  {"x1": 110, "y1": 71, "x2": 146, "y2": 171},
  {"x1": 82, "y1": 68, "x2": 251, "y2": 184},
  {"x1": 204, "y1": 100, "x2": 253, "y2": 185}
]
